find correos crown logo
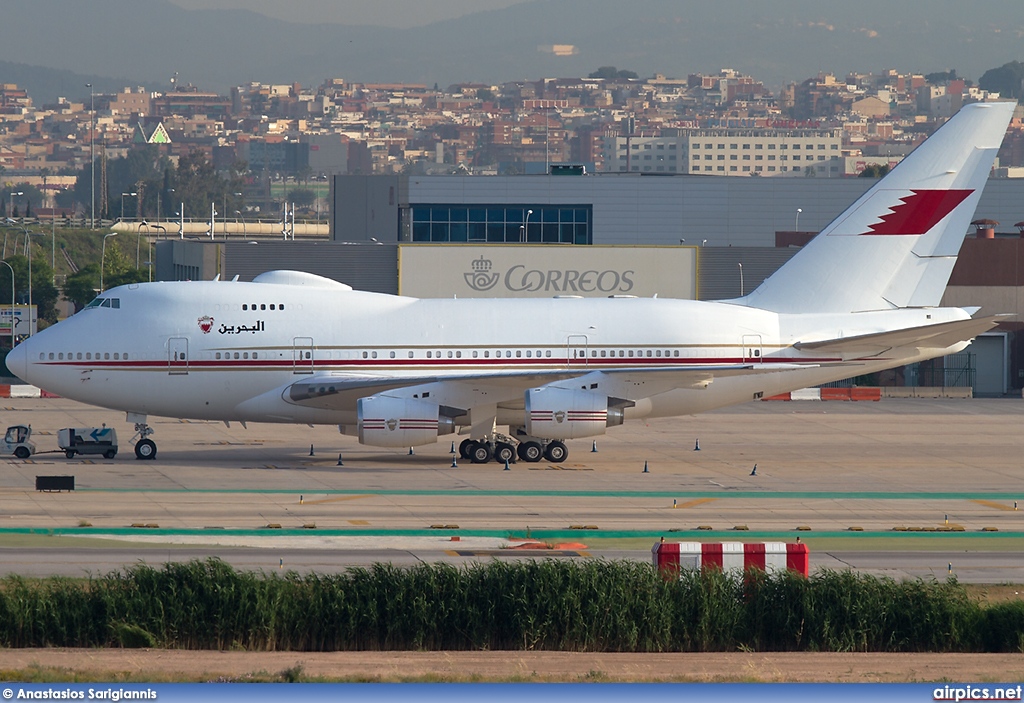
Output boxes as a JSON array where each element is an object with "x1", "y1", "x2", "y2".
[
  {"x1": 462, "y1": 255, "x2": 636, "y2": 295},
  {"x1": 464, "y1": 256, "x2": 500, "y2": 291}
]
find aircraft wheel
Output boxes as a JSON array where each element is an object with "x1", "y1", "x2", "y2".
[
  {"x1": 104, "y1": 449, "x2": 117, "y2": 459},
  {"x1": 65, "y1": 450, "x2": 76, "y2": 459},
  {"x1": 494, "y1": 442, "x2": 516, "y2": 464},
  {"x1": 468, "y1": 441, "x2": 492, "y2": 464},
  {"x1": 14, "y1": 446, "x2": 29, "y2": 459},
  {"x1": 544, "y1": 440, "x2": 568, "y2": 463},
  {"x1": 459, "y1": 438, "x2": 474, "y2": 460},
  {"x1": 517, "y1": 441, "x2": 543, "y2": 463},
  {"x1": 135, "y1": 439, "x2": 157, "y2": 461}
]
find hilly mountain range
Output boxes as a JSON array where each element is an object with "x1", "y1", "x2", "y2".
[{"x1": 2, "y1": 0, "x2": 1022, "y2": 103}]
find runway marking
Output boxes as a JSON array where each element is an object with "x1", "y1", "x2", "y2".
[
  {"x1": 675, "y1": 498, "x2": 718, "y2": 509},
  {"x1": 70, "y1": 488, "x2": 1024, "y2": 501},
  {"x1": 446, "y1": 549, "x2": 588, "y2": 558},
  {"x1": 301, "y1": 495, "x2": 375, "y2": 506},
  {"x1": 526, "y1": 465, "x2": 594, "y2": 471},
  {"x1": 195, "y1": 441, "x2": 266, "y2": 446},
  {"x1": 347, "y1": 520, "x2": 369, "y2": 525},
  {"x1": 972, "y1": 499, "x2": 1017, "y2": 512}
]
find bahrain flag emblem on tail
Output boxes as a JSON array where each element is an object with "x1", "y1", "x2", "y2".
[{"x1": 861, "y1": 189, "x2": 973, "y2": 235}]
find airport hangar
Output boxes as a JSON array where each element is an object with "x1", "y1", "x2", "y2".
[{"x1": 156, "y1": 172, "x2": 1024, "y2": 396}]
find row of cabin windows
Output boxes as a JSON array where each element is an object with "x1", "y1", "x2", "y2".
[
  {"x1": 241, "y1": 304, "x2": 285, "y2": 311},
  {"x1": 43, "y1": 352, "x2": 127, "y2": 360},
  {"x1": 43, "y1": 349, "x2": 701, "y2": 363},
  {"x1": 357, "y1": 349, "x2": 685, "y2": 360}
]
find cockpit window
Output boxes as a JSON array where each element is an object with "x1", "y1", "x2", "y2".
[{"x1": 85, "y1": 298, "x2": 120, "y2": 309}]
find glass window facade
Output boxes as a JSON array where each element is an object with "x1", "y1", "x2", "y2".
[{"x1": 411, "y1": 205, "x2": 592, "y2": 244}]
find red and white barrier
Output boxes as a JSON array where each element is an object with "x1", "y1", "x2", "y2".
[
  {"x1": 0, "y1": 384, "x2": 58, "y2": 398},
  {"x1": 763, "y1": 387, "x2": 881, "y2": 402},
  {"x1": 652, "y1": 541, "x2": 809, "y2": 577},
  {"x1": 0, "y1": 384, "x2": 41, "y2": 398}
]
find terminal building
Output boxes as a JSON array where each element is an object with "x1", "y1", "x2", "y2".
[{"x1": 159, "y1": 171, "x2": 1024, "y2": 396}]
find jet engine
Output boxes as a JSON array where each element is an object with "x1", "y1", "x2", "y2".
[
  {"x1": 357, "y1": 396, "x2": 455, "y2": 447},
  {"x1": 524, "y1": 387, "x2": 618, "y2": 440}
]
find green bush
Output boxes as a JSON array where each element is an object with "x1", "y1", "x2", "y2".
[{"x1": 0, "y1": 559, "x2": 1018, "y2": 652}]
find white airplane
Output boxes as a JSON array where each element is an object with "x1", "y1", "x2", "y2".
[{"x1": 6, "y1": 102, "x2": 1015, "y2": 462}]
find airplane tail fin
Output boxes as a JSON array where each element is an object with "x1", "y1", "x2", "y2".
[{"x1": 739, "y1": 102, "x2": 1015, "y2": 314}]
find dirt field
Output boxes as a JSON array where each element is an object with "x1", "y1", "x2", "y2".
[{"x1": 4, "y1": 649, "x2": 1024, "y2": 683}]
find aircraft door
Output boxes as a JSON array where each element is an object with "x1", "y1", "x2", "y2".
[
  {"x1": 742, "y1": 334, "x2": 763, "y2": 363},
  {"x1": 567, "y1": 334, "x2": 588, "y2": 368},
  {"x1": 169, "y1": 337, "x2": 189, "y2": 375},
  {"x1": 293, "y1": 337, "x2": 314, "y2": 374}
]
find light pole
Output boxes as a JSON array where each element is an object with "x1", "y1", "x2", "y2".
[
  {"x1": 87, "y1": 83, "x2": 94, "y2": 229},
  {"x1": 8, "y1": 221, "x2": 30, "y2": 258},
  {"x1": 235, "y1": 211, "x2": 246, "y2": 237},
  {"x1": 100, "y1": 232, "x2": 117, "y2": 291},
  {"x1": 209, "y1": 202, "x2": 218, "y2": 239},
  {"x1": 50, "y1": 204, "x2": 55, "y2": 278},
  {"x1": 137, "y1": 221, "x2": 148, "y2": 268},
  {"x1": 795, "y1": 208, "x2": 802, "y2": 231},
  {"x1": 222, "y1": 193, "x2": 241, "y2": 238},
  {"x1": 2, "y1": 218, "x2": 12, "y2": 258},
  {"x1": 8, "y1": 191, "x2": 23, "y2": 220},
  {"x1": 121, "y1": 192, "x2": 136, "y2": 223},
  {"x1": 27, "y1": 231, "x2": 45, "y2": 336},
  {"x1": 147, "y1": 224, "x2": 164, "y2": 282},
  {"x1": 523, "y1": 209, "x2": 533, "y2": 242},
  {"x1": 0, "y1": 259, "x2": 14, "y2": 349}
]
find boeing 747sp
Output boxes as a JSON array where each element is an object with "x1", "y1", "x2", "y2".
[{"x1": 6, "y1": 102, "x2": 1015, "y2": 461}]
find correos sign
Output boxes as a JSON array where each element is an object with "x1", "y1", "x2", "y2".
[{"x1": 400, "y1": 245, "x2": 695, "y2": 299}]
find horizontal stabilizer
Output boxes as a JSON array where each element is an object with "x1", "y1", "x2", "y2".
[{"x1": 794, "y1": 315, "x2": 1004, "y2": 356}]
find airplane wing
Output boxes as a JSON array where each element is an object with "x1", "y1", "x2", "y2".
[
  {"x1": 793, "y1": 315, "x2": 1005, "y2": 358},
  {"x1": 283, "y1": 362, "x2": 820, "y2": 413}
]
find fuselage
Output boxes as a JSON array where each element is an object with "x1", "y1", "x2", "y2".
[{"x1": 8, "y1": 275, "x2": 970, "y2": 427}]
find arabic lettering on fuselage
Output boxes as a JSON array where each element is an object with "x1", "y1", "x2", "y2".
[{"x1": 217, "y1": 321, "x2": 265, "y2": 335}]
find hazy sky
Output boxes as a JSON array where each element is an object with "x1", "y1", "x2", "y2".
[{"x1": 168, "y1": 0, "x2": 532, "y2": 27}]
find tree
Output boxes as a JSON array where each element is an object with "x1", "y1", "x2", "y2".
[
  {"x1": 286, "y1": 188, "x2": 316, "y2": 208},
  {"x1": 925, "y1": 69, "x2": 958, "y2": 84},
  {"x1": 978, "y1": 61, "x2": 1024, "y2": 100},
  {"x1": 174, "y1": 150, "x2": 226, "y2": 220},
  {"x1": 859, "y1": 164, "x2": 890, "y2": 178},
  {"x1": 588, "y1": 66, "x2": 619, "y2": 79},
  {"x1": 102, "y1": 241, "x2": 147, "y2": 290},
  {"x1": 1, "y1": 254, "x2": 58, "y2": 326},
  {"x1": 63, "y1": 265, "x2": 100, "y2": 312}
]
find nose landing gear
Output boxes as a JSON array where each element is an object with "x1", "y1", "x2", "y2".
[{"x1": 129, "y1": 418, "x2": 158, "y2": 460}]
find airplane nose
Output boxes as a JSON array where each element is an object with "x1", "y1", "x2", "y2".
[{"x1": 5, "y1": 340, "x2": 28, "y2": 381}]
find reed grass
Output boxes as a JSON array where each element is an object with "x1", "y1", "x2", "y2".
[{"x1": 0, "y1": 559, "x2": 1019, "y2": 652}]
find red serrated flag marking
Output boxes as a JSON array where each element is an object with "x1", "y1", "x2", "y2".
[{"x1": 862, "y1": 189, "x2": 973, "y2": 235}]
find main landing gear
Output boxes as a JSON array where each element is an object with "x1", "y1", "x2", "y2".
[
  {"x1": 458, "y1": 434, "x2": 569, "y2": 464},
  {"x1": 129, "y1": 419, "x2": 158, "y2": 460}
]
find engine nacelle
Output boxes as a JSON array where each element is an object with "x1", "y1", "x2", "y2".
[
  {"x1": 357, "y1": 396, "x2": 453, "y2": 447},
  {"x1": 525, "y1": 387, "x2": 609, "y2": 440}
]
